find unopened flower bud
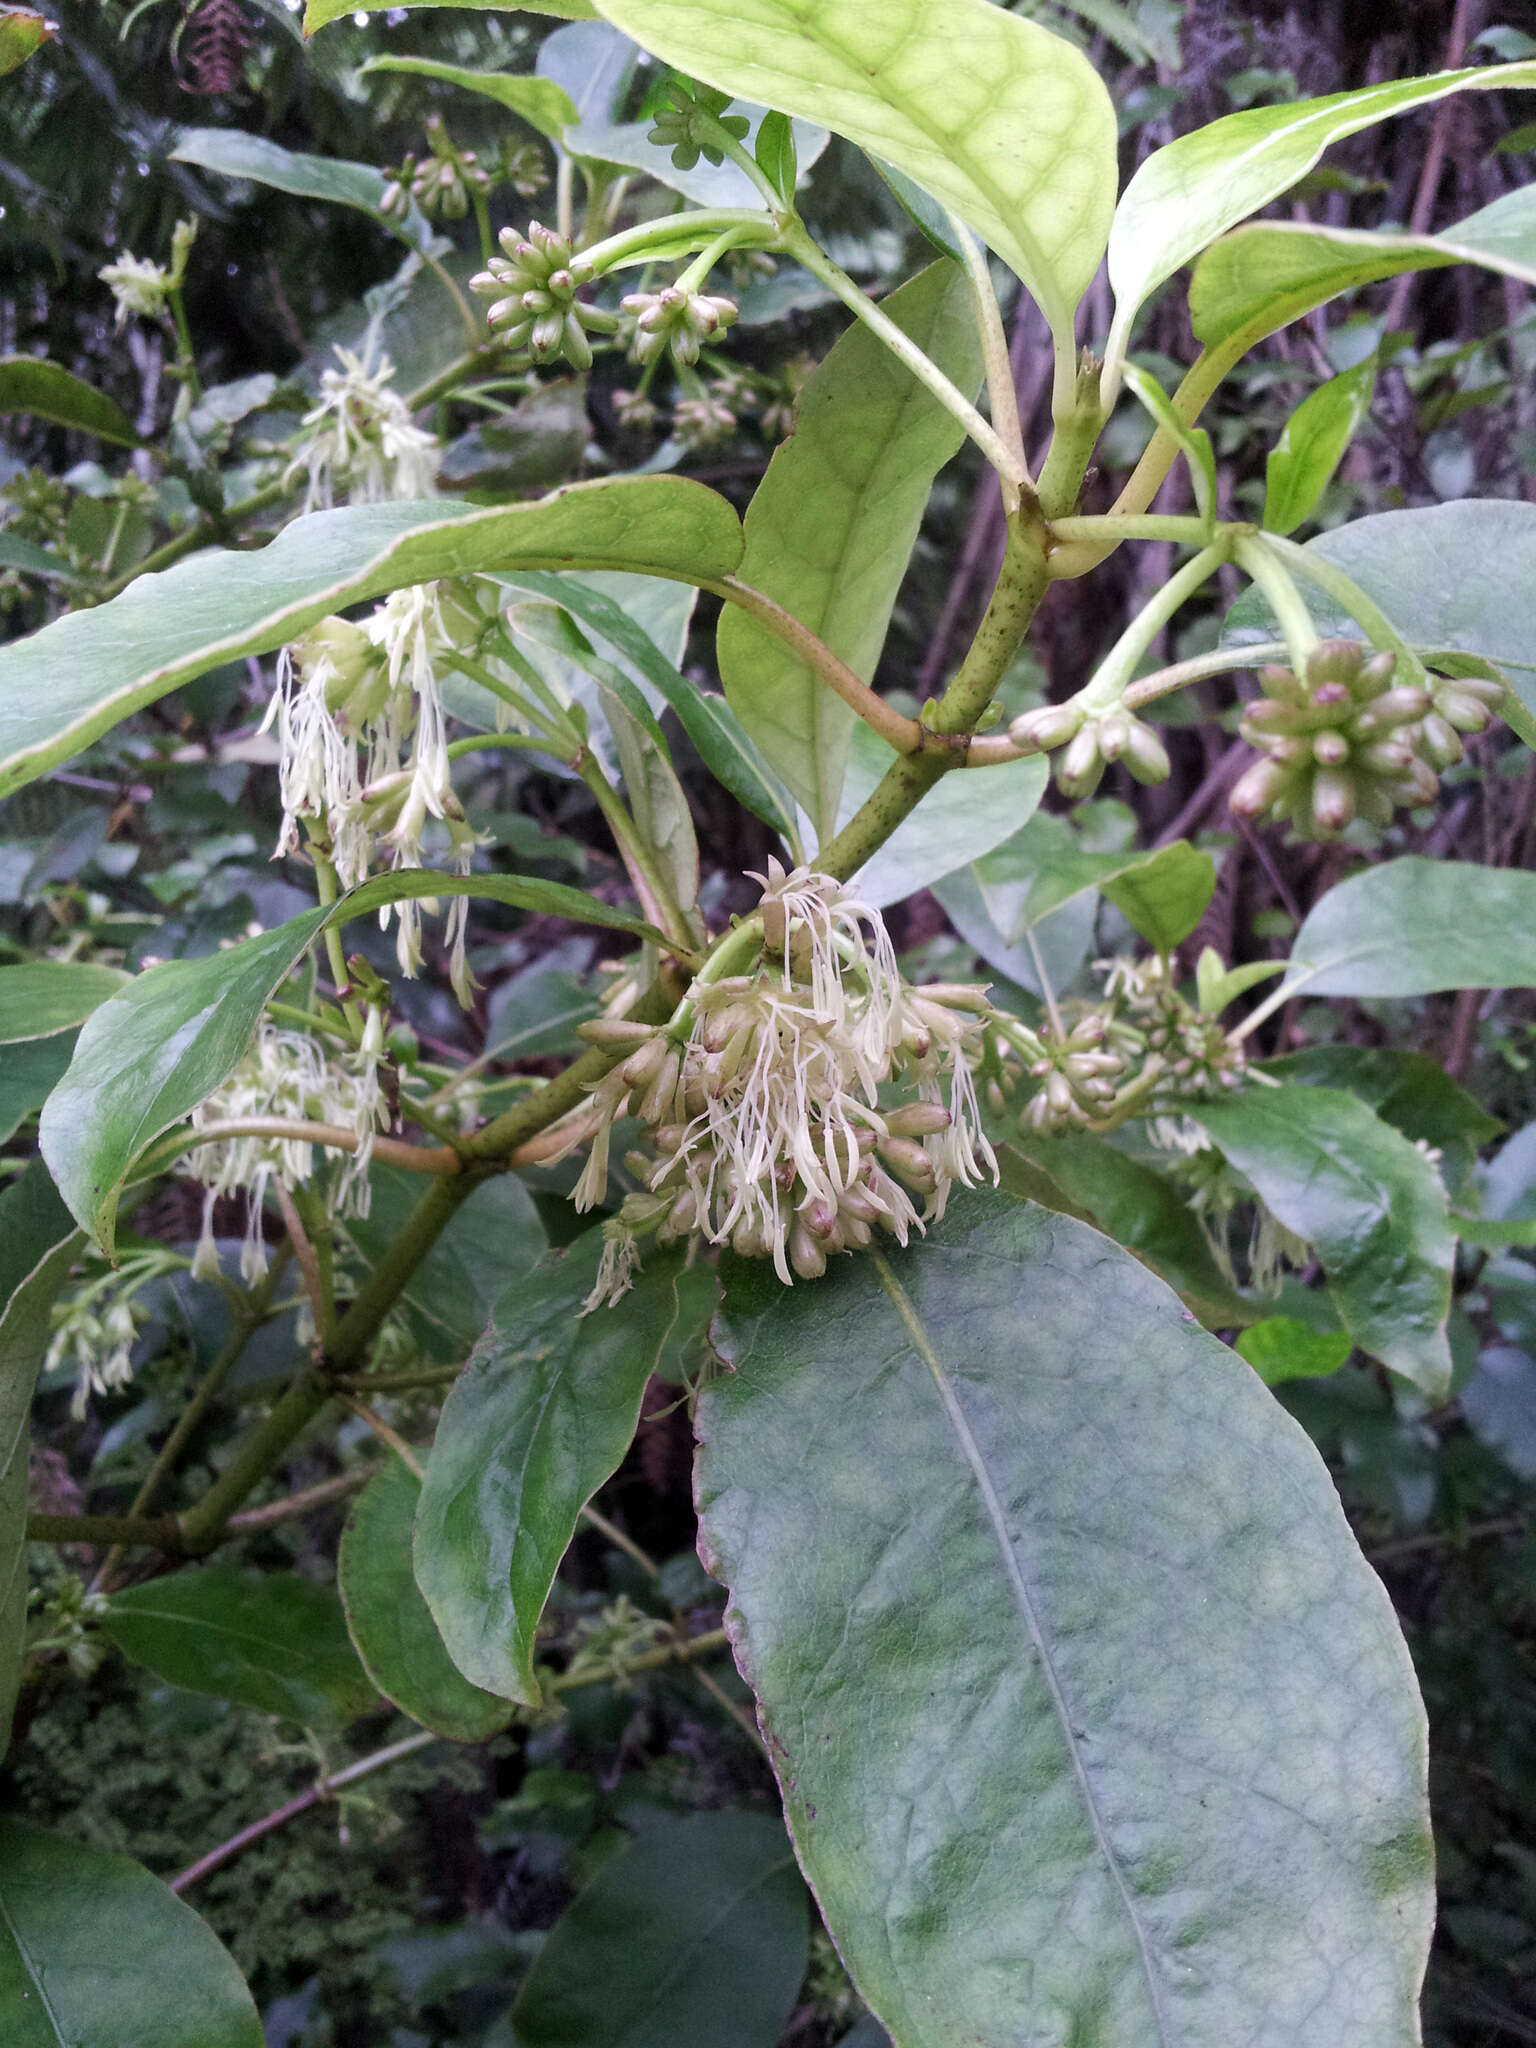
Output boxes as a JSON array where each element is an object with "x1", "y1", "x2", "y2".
[{"x1": 1009, "y1": 700, "x2": 1084, "y2": 753}]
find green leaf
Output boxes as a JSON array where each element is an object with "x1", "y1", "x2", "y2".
[
  {"x1": 1237, "y1": 1317, "x2": 1353, "y2": 1386},
  {"x1": 836, "y1": 719, "x2": 1048, "y2": 909},
  {"x1": 101, "y1": 1565, "x2": 378, "y2": 1728},
  {"x1": 591, "y1": 0, "x2": 1117, "y2": 341},
  {"x1": 1283, "y1": 858, "x2": 1536, "y2": 1000},
  {"x1": 0, "y1": 1033, "x2": 77, "y2": 1147},
  {"x1": 359, "y1": 56, "x2": 577, "y2": 138},
  {"x1": 565, "y1": 98, "x2": 828, "y2": 212},
  {"x1": 700, "y1": 1191, "x2": 1433, "y2": 2047},
  {"x1": 0, "y1": 7, "x2": 54, "y2": 76},
  {"x1": 339, "y1": 1461, "x2": 513, "y2": 1742},
  {"x1": 307, "y1": 0, "x2": 594, "y2": 26},
  {"x1": 0, "y1": 1163, "x2": 80, "y2": 1756},
  {"x1": 0, "y1": 355, "x2": 138, "y2": 449},
  {"x1": 1196, "y1": 1084, "x2": 1455, "y2": 1395},
  {"x1": 40, "y1": 870, "x2": 673, "y2": 1255},
  {"x1": 0, "y1": 960, "x2": 127, "y2": 1042},
  {"x1": 1265, "y1": 1044, "x2": 1501, "y2": 1192},
  {"x1": 754, "y1": 109, "x2": 797, "y2": 202},
  {"x1": 1263, "y1": 360, "x2": 1376, "y2": 537},
  {"x1": 1107, "y1": 64, "x2": 1536, "y2": 373},
  {"x1": 719, "y1": 260, "x2": 983, "y2": 845},
  {"x1": 1194, "y1": 948, "x2": 1283, "y2": 1017},
  {"x1": 171, "y1": 129, "x2": 431, "y2": 247},
  {"x1": 414, "y1": 1233, "x2": 710, "y2": 1704},
  {"x1": 970, "y1": 814, "x2": 1211, "y2": 945},
  {"x1": 1099, "y1": 839, "x2": 1216, "y2": 951},
  {"x1": 596, "y1": 672, "x2": 701, "y2": 925},
  {"x1": 485, "y1": 964, "x2": 597, "y2": 1060},
  {"x1": 1191, "y1": 183, "x2": 1536, "y2": 355},
  {"x1": 507, "y1": 578, "x2": 797, "y2": 838},
  {"x1": 1121, "y1": 361, "x2": 1217, "y2": 526},
  {"x1": 346, "y1": 1167, "x2": 547, "y2": 1361},
  {"x1": 0, "y1": 532, "x2": 78, "y2": 581},
  {"x1": 0, "y1": 479, "x2": 742, "y2": 800},
  {"x1": 0, "y1": 1819, "x2": 262, "y2": 2047},
  {"x1": 509, "y1": 1812, "x2": 807, "y2": 2048}
]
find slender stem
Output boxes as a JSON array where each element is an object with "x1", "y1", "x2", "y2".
[
  {"x1": 328, "y1": 1366, "x2": 462, "y2": 1394},
  {"x1": 1036, "y1": 353, "x2": 1105, "y2": 522},
  {"x1": 1049, "y1": 512, "x2": 1214, "y2": 553},
  {"x1": 447, "y1": 732, "x2": 566, "y2": 764},
  {"x1": 579, "y1": 1503, "x2": 658, "y2": 1580},
  {"x1": 1078, "y1": 543, "x2": 1231, "y2": 712},
  {"x1": 1123, "y1": 640, "x2": 1289, "y2": 710},
  {"x1": 167, "y1": 287, "x2": 202, "y2": 404},
  {"x1": 1232, "y1": 537, "x2": 1319, "y2": 676},
  {"x1": 1025, "y1": 930, "x2": 1064, "y2": 1038},
  {"x1": 139, "y1": 1119, "x2": 462, "y2": 1178},
  {"x1": 580, "y1": 209, "x2": 775, "y2": 278},
  {"x1": 339, "y1": 1396, "x2": 424, "y2": 1480},
  {"x1": 226, "y1": 1469, "x2": 371, "y2": 1533},
  {"x1": 471, "y1": 188, "x2": 494, "y2": 268},
  {"x1": 781, "y1": 225, "x2": 1027, "y2": 488},
  {"x1": 710, "y1": 579, "x2": 922, "y2": 753},
  {"x1": 28, "y1": 1511, "x2": 186, "y2": 1550},
  {"x1": 556, "y1": 152, "x2": 575, "y2": 241},
  {"x1": 1230, "y1": 964, "x2": 1323, "y2": 1046},
  {"x1": 389, "y1": 223, "x2": 479, "y2": 346},
  {"x1": 175, "y1": 1366, "x2": 335, "y2": 1554},
  {"x1": 676, "y1": 224, "x2": 759, "y2": 295},
  {"x1": 1262, "y1": 533, "x2": 1426, "y2": 682},
  {"x1": 947, "y1": 214, "x2": 1029, "y2": 500},
  {"x1": 309, "y1": 846, "x2": 362, "y2": 1036},
  {"x1": 577, "y1": 753, "x2": 696, "y2": 953},
  {"x1": 274, "y1": 1181, "x2": 329, "y2": 1345}
]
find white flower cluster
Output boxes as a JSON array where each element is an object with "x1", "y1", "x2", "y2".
[
  {"x1": 48, "y1": 1294, "x2": 140, "y2": 1422},
  {"x1": 262, "y1": 585, "x2": 484, "y2": 1000},
  {"x1": 189, "y1": 1019, "x2": 390, "y2": 1285},
  {"x1": 287, "y1": 347, "x2": 439, "y2": 513},
  {"x1": 575, "y1": 863, "x2": 997, "y2": 1308},
  {"x1": 99, "y1": 252, "x2": 172, "y2": 328}
]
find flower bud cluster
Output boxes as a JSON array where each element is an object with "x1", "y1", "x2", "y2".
[
  {"x1": 470, "y1": 222, "x2": 618, "y2": 370},
  {"x1": 621, "y1": 285, "x2": 740, "y2": 368},
  {"x1": 1013, "y1": 1015, "x2": 1126, "y2": 1134},
  {"x1": 646, "y1": 80, "x2": 750, "y2": 170},
  {"x1": 1008, "y1": 700, "x2": 1171, "y2": 798},
  {"x1": 575, "y1": 864, "x2": 997, "y2": 1308},
  {"x1": 1230, "y1": 640, "x2": 1503, "y2": 838},
  {"x1": 386, "y1": 116, "x2": 491, "y2": 223}
]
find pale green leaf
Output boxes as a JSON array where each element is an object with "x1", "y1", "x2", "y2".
[
  {"x1": 339, "y1": 1462, "x2": 513, "y2": 1742},
  {"x1": 171, "y1": 128, "x2": 432, "y2": 248},
  {"x1": 0, "y1": 960, "x2": 127, "y2": 1042},
  {"x1": 306, "y1": 0, "x2": 594, "y2": 25},
  {"x1": 0, "y1": 7, "x2": 54, "y2": 76},
  {"x1": 719, "y1": 260, "x2": 983, "y2": 844},
  {"x1": 101, "y1": 1566, "x2": 379, "y2": 1728},
  {"x1": 591, "y1": 0, "x2": 1118, "y2": 338},
  {"x1": 0, "y1": 355, "x2": 137, "y2": 448},
  {"x1": 0, "y1": 480, "x2": 742, "y2": 799},
  {"x1": 414, "y1": 1233, "x2": 710, "y2": 1703},
  {"x1": 970, "y1": 813, "x2": 1211, "y2": 946},
  {"x1": 1282, "y1": 858, "x2": 1536, "y2": 1000},
  {"x1": 0, "y1": 532, "x2": 78, "y2": 581},
  {"x1": 700, "y1": 1191, "x2": 1433, "y2": 2046},
  {"x1": 1108, "y1": 64, "x2": 1536, "y2": 375},
  {"x1": 1263, "y1": 359, "x2": 1376, "y2": 537},
  {"x1": 359, "y1": 55, "x2": 577, "y2": 138},
  {"x1": 0, "y1": 1820, "x2": 262, "y2": 2047},
  {"x1": 510, "y1": 1813, "x2": 806, "y2": 2048},
  {"x1": 1196, "y1": 1084, "x2": 1455, "y2": 1395},
  {"x1": 1121, "y1": 361, "x2": 1217, "y2": 525},
  {"x1": 1236, "y1": 1317, "x2": 1353, "y2": 1385}
]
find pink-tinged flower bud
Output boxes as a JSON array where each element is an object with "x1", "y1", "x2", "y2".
[
  {"x1": 620, "y1": 1034, "x2": 669, "y2": 1089},
  {"x1": 1096, "y1": 711, "x2": 1131, "y2": 761},
  {"x1": 1310, "y1": 682, "x2": 1352, "y2": 713},
  {"x1": 1009, "y1": 700, "x2": 1084, "y2": 752},
  {"x1": 1258, "y1": 663, "x2": 1307, "y2": 705},
  {"x1": 877, "y1": 1136, "x2": 938, "y2": 1190},
  {"x1": 1311, "y1": 730, "x2": 1350, "y2": 768},
  {"x1": 1353, "y1": 650, "x2": 1398, "y2": 699},
  {"x1": 1368, "y1": 686, "x2": 1430, "y2": 728},
  {"x1": 790, "y1": 1223, "x2": 827, "y2": 1280},
  {"x1": 1389, "y1": 759, "x2": 1440, "y2": 809},
  {"x1": 1307, "y1": 640, "x2": 1366, "y2": 690},
  {"x1": 641, "y1": 1050, "x2": 683, "y2": 1128},
  {"x1": 1354, "y1": 740, "x2": 1415, "y2": 778},
  {"x1": 1229, "y1": 756, "x2": 1291, "y2": 819},
  {"x1": 1310, "y1": 768, "x2": 1357, "y2": 835}
]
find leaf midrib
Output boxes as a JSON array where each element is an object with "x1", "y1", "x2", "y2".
[{"x1": 872, "y1": 1250, "x2": 1173, "y2": 2045}]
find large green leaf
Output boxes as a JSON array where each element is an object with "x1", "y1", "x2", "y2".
[
  {"x1": 307, "y1": 0, "x2": 594, "y2": 25},
  {"x1": 1264, "y1": 1045, "x2": 1501, "y2": 1193},
  {"x1": 1282, "y1": 859, "x2": 1536, "y2": 1000},
  {"x1": 699, "y1": 1192, "x2": 1433, "y2": 2047},
  {"x1": 509, "y1": 1812, "x2": 807, "y2": 2048},
  {"x1": 339, "y1": 1462, "x2": 513, "y2": 1742},
  {"x1": 1196, "y1": 1084, "x2": 1454, "y2": 1396},
  {"x1": 837, "y1": 720, "x2": 1047, "y2": 909},
  {"x1": 0, "y1": 1163, "x2": 81, "y2": 1757},
  {"x1": 591, "y1": 0, "x2": 1117, "y2": 340},
  {"x1": 414, "y1": 1233, "x2": 708, "y2": 1704},
  {"x1": 0, "y1": 355, "x2": 138, "y2": 448},
  {"x1": 101, "y1": 1565, "x2": 378, "y2": 1728},
  {"x1": 0, "y1": 480, "x2": 743, "y2": 798},
  {"x1": 1190, "y1": 184, "x2": 1536, "y2": 355},
  {"x1": 718, "y1": 260, "x2": 982, "y2": 844},
  {"x1": 39, "y1": 870, "x2": 671, "y2": 1256},
  {"x1": 359, "y1": 56, "x2": 577, "y2": 138},
  {"x1": 0, "y1": 1820, "x2": 262, "y2": 2048},
  {"x1": 1107, "y1": 64, "x2": 1536, "y2": 375},
  {"x1": 171, "y1": 129, "x2": 431, "y2": 248},
  {"x1": 0, "y1": 960, "x2": 127, "y2": 1042}
]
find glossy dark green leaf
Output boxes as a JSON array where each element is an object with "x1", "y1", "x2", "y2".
[
  {"x1": 0, "y1": 480, "x2": 743, "y2": 798},
  {"x1": 0, "y1": 1163, "x2": 80, "y2": 1755},
  {"x1": 1263, "y1": 360, "x2": 1376, "y2": 537},
  {"x1": 0, "y1": 1819, "x2": 262, "y2": 2047},
  {"x1": 1237, "y1": 1317, "x2": 1353, "y2": 1386},
  {"x1": 359, "y1": 56, "x2": 577, "y2": 137},
  {"x1": 345, "y1": 1166, "x2": 546, "y2": 1360},
  {"x1": 1197, "y1": 1084, "x2": 1454, "y2": 1395},
  {"x1": 700, "y1": 1191, "x2": 1433, "y2": 2047},
  {"x1": 1266, "y1": 1044, "x2": 1501, "y2": 1192},
  {"x1": 1283, "y1": 858, "x2": 1536, "y2": 999},
  {"x1": 171, "y1": 129, "x2": 430, "y2": 247},
  {"x1": 0, "y1": 1032, "x2": 76, "y2": 1146},
  {"x1": 509, "y1": 1811, "x2": 807, "y2": 2048},
  {"x1": 339, "y1": 1461, "x2": 513, "y2": 1742},
  {"x1": 414, "y1": 1234, "x2": 705, "y2": 1704},
  {"x1": 0, "y1": 355, "x2": 138, "y2": 448},
  {"x1": 718, "y1": 260, "x2": 983, "y2": 843},
  {"x1": 0, "y1": 960, "x2": 127, "y2": 1042},
  {"x1": 593, "y1": 0, "x2": 1116, "y2": 341},
  {"x1": 40, "y1": 872, "x2": 672, "y2": 1255},
  {"x1": 101, "y1": 1564, "x2": 378, "y2": 1728}
]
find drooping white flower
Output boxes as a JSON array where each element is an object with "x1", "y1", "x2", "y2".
[
  {"x1": 99, "y1": 252, "x2": 172, "y2": 327},
  {"x1": 287, "y1": 347, "x2": 439, "y2": 513}
]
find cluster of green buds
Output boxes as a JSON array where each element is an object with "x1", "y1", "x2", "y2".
[
  {"x1": 497, "y1": 140, "x2": 548, "y2": 199},
  {"x1": 1011, "y1": 1014, "x2": 1126, "y2": 1134},
  {"x1": 1008, "y1": 700, "x2": 1171, "y2": 799},
  {"x1": 470, "y1": 222, "x2": 619, "y2": 370},
  {"x1": 621, "y1": 284, "x2": 740, "y2": 368},
  {"x1": 384, "y1": 116, "x2": 492, "y2": 223},
  {"x1": 1229, "y1": 639, "x2": 1503, "y2": 838},
  {"x1": 569, "y1": 864, "x2": 997, "y2": 1307},
  {"x1": 1129, "y1": 955, "x2": 1248, "y2": 1100},
  {"x1": 646, "y1": 79, "x2": 750, "y2": 169}
]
